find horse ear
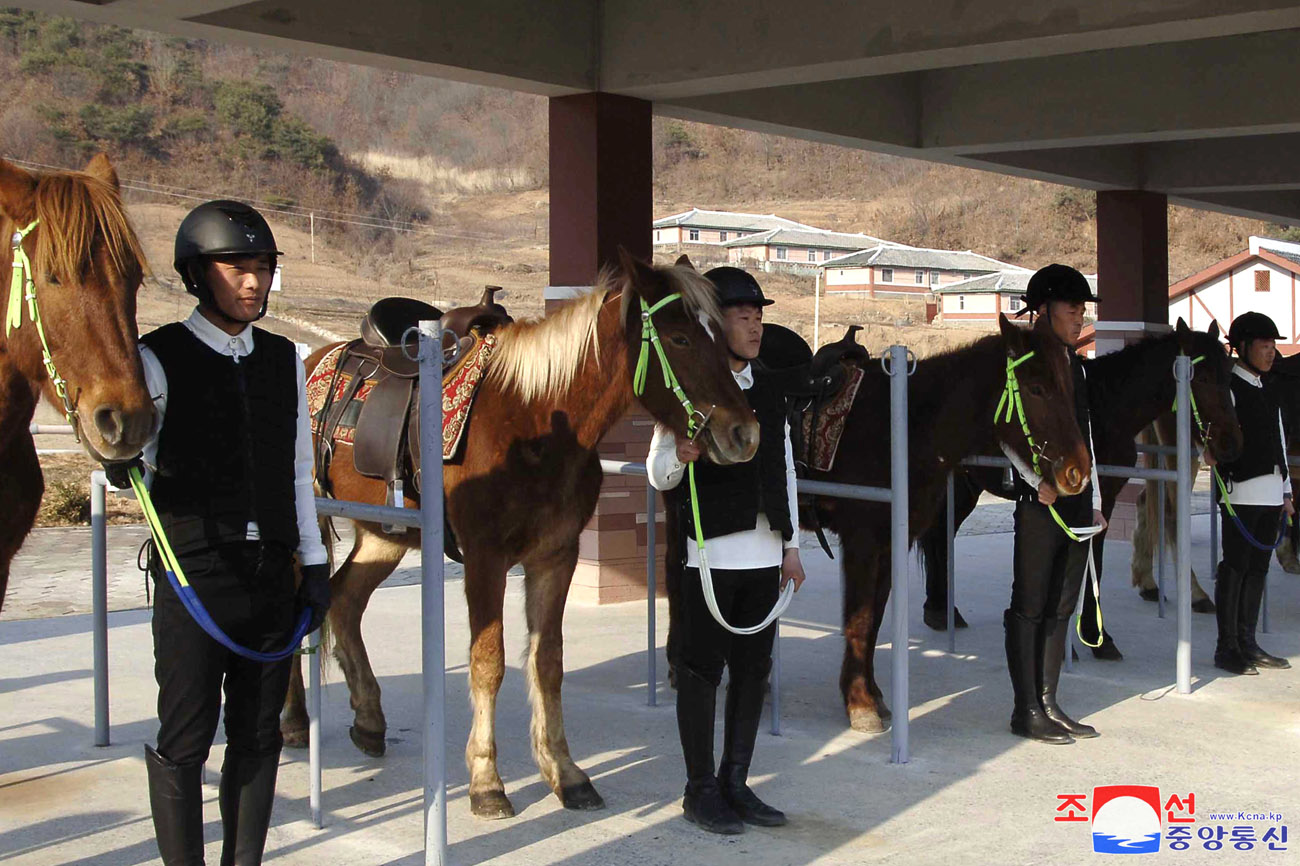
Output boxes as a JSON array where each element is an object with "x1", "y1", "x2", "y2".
[
  {"x1": 83, "y1": 152, "x2": 120, "y2": 191},
  {"x1": 0, "y1": 158, "x2": 36, "y2": 223},
  {"x1": 999, "y1": 313, "x2": 1025, "y2": 354},
  {"x1": 617, "y1": 246, "x2": 658, "y2": 299},
  {"x1": 675, "y1": 254, "x2": 695, "y2": 270},
  {"x1": 1207, "y1": 319, "x2": 1220, "y2": 341}
]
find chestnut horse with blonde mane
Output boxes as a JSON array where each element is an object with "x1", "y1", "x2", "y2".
[
  {"x1": 282, "y1": 253, "x2": 758, "y2": 818},
  {"x1": 0, "y1": 155, "x2": 152, "y2": 612}
]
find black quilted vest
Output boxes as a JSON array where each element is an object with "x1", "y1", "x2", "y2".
[
  {"x1": 141, "y1": 322, "x2": 299, "y2": 556},
  {"x1": 1220, "y1": 370, "x2": 1288, "y2": 484}
]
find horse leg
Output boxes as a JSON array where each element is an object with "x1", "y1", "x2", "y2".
[
  {"x1": 839, "y1": 530, "x2": 887, "y2": 733},
  {"x1": 866, "y1": 562, "x2": 893, "y2": 723},
  {"x1": 328, "y1": 525, "x2": 408, "y2": 757},
  {"x1": 0, "y1": 431, "x2": 42, "y2": 614},
  {"x1": 463, "y1": 549, "x2": 514, "y2": 819},
  {"x1": 1131, "y1": 485, "x2": 1160, "y2": 598},
  {"x1": 522, "y1": 544, "x2": 605, "y2": 811},
  {"x1": 281, "y1": 656, "x2": 310, "y2": 748}
]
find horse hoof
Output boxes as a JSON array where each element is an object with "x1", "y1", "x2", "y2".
[
  {"x1": 1138, "y1": 588, "x2": 1160, "y2": 602},
  {"x1": 1192, "y1": 598, "x2": 1217, "y2": 614},
  {"x1": 282, "y1": 726, "x2": 309, "y2": 749},
  {"x1": 1091, "y1": 641, "x2": 1124, "y2": 662},
  {"x1": 349, "y1": 725, "x2": 387, "y2": 757},
  {"x1": 470, "y1": 790, "x2": 516, "y2": 820},
  {"x1": 559, "y1": 781, "x2": 606, "y2": 811},
  {"x1": 848, "y1": 709, "x2": 889, "y2": 734}
]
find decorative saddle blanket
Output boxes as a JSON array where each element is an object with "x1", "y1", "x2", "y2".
[{"x1": 797, "y1": 366, "x2": 864, "y2": 473}]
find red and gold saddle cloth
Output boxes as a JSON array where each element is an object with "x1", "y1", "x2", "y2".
[
  {"x1": 798, "y1": 366, "x2": 864, "y2": 472},
  {"x1": 307, "y1": 332, "x2": 498, "y2": 462}
]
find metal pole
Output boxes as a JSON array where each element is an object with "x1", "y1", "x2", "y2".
[
  {"x1": 90, "y1": 471, "x2": 109, "y2": 747},
  {"x1": 945, "y1": 471, "x2": 955, "y2": 654},
  {"x1": 770, "y1": 621, "x2": 782, "y2": 736},
  {"x1": 813, "y1": 271, "x2": 822, "y2": 350},
  {"x1": 1175, "y1": 356, "x2": 1193, "y2": 695},
  {"x1": 310, "y1": 212, "x2": 316, "y2": 264},
  {"x1": 646, "y1": 480, "x2": 657, "y2": 707},
  {"x1": 1157, "y1": 479, "x2": 1166, "y2": 619},
  {"x1": 418, "y1": 320, "x2": 447, "y2": 866},
  {"x1": 307, "y1": 627, "x2": 322, "y2": 828},
  {"x1": 888, "y1": 345, "x2": 910, "y2": 763}
]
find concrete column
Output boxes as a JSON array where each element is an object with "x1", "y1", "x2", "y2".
[
  {"x1": 1095, "y1": 190, "x2": 1170, "y2": 541},
  {"x1": 548, "y1": 92, "x2": 662, "y2": 604}
]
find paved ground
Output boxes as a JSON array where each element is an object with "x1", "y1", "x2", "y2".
[{"x1": 2, "y1": 504, "x2": 1296, "y2": 865}]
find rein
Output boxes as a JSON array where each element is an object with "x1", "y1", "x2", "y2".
[
  {"x1": 7, "y1": 218, "x2": 80, "y2": 437},
  {"x1": 127, "y1": 465, "x2": 312, "y2": 661},
  {"x1": 634, "y1": 293, "x2": 794, "y2": 636}
]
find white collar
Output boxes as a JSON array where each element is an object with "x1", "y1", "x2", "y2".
[
  {"x1": 732, "y1": 362, "x2": 753, "y2": 390},
  {"x1": 1232, "y1": 362, "x2": 1263, "y2": 388},
  {"x1": 184, "y1": 307, "x2": 255, "y2": 357}
]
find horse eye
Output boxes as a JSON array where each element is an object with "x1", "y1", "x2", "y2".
[
  {"x1": 45, "y1": 273, "x2": 60, "y2": 286},
  {"x1": 1027, "y1": 384, "x2": 1046, "y2": 398},
  {"x1": 670, "y1": 334, "x2": 690, "y2": 348}
]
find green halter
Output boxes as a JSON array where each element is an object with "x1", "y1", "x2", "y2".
[{"x1": 7, "y1": 218, "x2": 78, "y2": 432}]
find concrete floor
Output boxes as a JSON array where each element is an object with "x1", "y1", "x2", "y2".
[{"x1": 1, "y1": 513, "x2": 1297, "y2": 865}]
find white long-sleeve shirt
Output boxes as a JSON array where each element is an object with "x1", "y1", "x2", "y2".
[
  {"x1": 999, "y1": 363, "x2": 1103, "y2": 513},
  {"x1": 134, "y1": 307, "x2": 328, "y2": 566},
  {"x1": 647, "y1": 363, "x2": 799, "y2": 569},
  {"x1": 1223, "y1": 363, "x2": 1289, "y2": 507}
]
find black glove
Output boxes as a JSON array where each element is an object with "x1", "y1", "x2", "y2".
[
  {"x1": 297, "y1": 563, "x2": 332, "y2": 634},
  {"x1": 103, "y1": 455, "x2": 143, "y2": 490}
]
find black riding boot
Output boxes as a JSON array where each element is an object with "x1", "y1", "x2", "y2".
[
  {"x1": 676, "y1": 668, "x2": 743, "y2": 835},
  {"x1": 718, "y1": 670, "x2": 786, "y2": 827},
  {"x1": 218, "y1": 749, "x2": 281, "y2": 866},
  {"x1": 1238, "y1": 571, "x2": 1291, "y2": 669},
  {"x1": 1040, "y1": 618, "x2": 1098, "y2": 738},
  {"x1": 146, "y1": 745, "x2": 206, "y2": 866},
  {"x1": 1214, "y1": 564, "x2": 1259, "y2": 675},
  {"x1": 1005, "y1": 611, "x2": 1073, "y2": 744}
]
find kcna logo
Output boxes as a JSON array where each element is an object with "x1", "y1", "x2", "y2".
[{"x1": 1090, "y1": 786, "x2": 1164, "y2": 854}]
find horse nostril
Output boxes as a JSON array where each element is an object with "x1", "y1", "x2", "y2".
[
  {"x1": 1065, "y1": 466, "x2": 1083, "y2": 489},
  {"x1": 93, "y1": 405, "x2": 124, "y2": 446}
]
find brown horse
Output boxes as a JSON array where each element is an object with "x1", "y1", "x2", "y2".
[
  {"x1": 806, "y1": 314, "x2": 1093, "y2": 732},
  {"x1": 0, "y1": 155, "x2": 152, "y2": 613},
  {"x1": 282, "y1": 253, "x2": 759, "y2": 819}
]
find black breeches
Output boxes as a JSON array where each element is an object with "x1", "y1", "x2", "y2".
[
  {"x1": 677, "y1": 565, "x2": 780, "y2": 686},
  {"x1": 1220, "y1": 503, "x2": 1282, "y2": 580},
  {"x1": 1009, "y1": 499, "x2": 1091, "y2": 624},
  {"x1": 152, "y1": 542, "x2": 296, "y2": 765}
]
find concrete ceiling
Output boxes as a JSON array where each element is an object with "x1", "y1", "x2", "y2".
[{"x1": 19, "y1": 0, "x2": 1300, "y2": 223}]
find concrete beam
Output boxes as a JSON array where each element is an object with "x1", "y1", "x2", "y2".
[
  {"x1": 601, "y1": 0, "x2": 1300, "y2": 100},
  {"x1": 1174, "y1": 190, "x2": 1300, "y2": 224},
  {"x1": 920, "y1": 30, "x2": 1300, "y2": 152}
]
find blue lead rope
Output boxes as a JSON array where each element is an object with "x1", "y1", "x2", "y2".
[{"x1": 130, "y1": 466, "x2": 312, "y2": 662}]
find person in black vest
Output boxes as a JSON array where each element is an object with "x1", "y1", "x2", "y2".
[
  {"x1": 105, "y1": 201, "x2": 331, "y2": 865},
  {"x1": 1212, "y1": 312, "x2": 1293, "y2": 675},
  {"x1": 648, "y1": 266, "x2": 805, "y2": 835},
  {"x1": 1001, "y1": 264, "x2": 1105, "y2": 744}
]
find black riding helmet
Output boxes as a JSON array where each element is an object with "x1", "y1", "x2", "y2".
[
  {"x1": 705, "y1": 266, "x2": 774, "y2": 308},
  {"x1": 1227, "y1": 311, "x2": 1282, "y2": 349},
  {"x1": 1018, "y1": 263, "x2": 1095, "y2": 316},
  {"x1": 174, "y1": 200, "x2": 282, "y2": 319}
]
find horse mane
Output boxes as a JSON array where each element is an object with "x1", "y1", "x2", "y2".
[
  {"x1": 488, "y1": 262, "x2": 721, "y2": 402},
  {"x1": 1083, "y1": 330, "x2": 1181, "y2": 407},
  {"x1": 29, "y1": 170, "x2": 148, "y2": 283}
]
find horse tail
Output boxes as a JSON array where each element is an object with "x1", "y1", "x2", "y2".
[{"x1": 317, "y1": 496, "x2": 338, "y2": 675}]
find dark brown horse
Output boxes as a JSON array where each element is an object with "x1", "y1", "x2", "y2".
[
  {"x1": 0, "y1": 155, "x2": 152, "y2": 612},
  {"x1": 281, "y1": 253, "x2": 758, "y2": 818},
  {"x1": 921, "y1": 321, "x2": 1243, "y2": 655},
  {"x1": 801, "y1": 314, "x2": 1093, "y2": 732}
]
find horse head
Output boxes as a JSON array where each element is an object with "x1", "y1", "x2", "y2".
[
  {"x1": 0, "y1": 154, "x2": 152, "y2": 460},
  {"x1": 1175, "y1": 318, "x2": 1242, "y2": 463},
  {"x1": 996, "y1": 313, "x2": 1092, "y2": 497},
  {"x1": 618, "y1": 250, "x2": 758, "y2": 465}
]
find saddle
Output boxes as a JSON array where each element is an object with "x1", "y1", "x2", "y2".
[
  {"x1": 310, "y1": 287, "x2": 511, "y2": 536},
  {"x1": 758, "y1": 324, "x2": 871, "y2": 557}
]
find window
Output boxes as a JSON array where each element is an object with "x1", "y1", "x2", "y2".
[
  {"x1": 654, "y1": 230, "x2": 661, "y2": 242},
  {"x1": 809, "y1": 249, "x2": 818, "y2": 262},
  {"x1": 930, "y1": 270, "x2": 939, "y2": 285},
  {"x1": 1256, "y1": 269, "x2": 1271, "y2": 292},
  {"x1": 915, "y1": 270, "x2": 925, "y2": 284},
  {"x1": 719, "y1": 231, "x2": 728, "y2": 242},
  {"x1": 1009, "y1": 296, "x2": 1023, "y2": 312},
  {"x1": 776, "y1": 247, "x2": 787, "y2": 260},
  {"x1": 880, "y1": 268, "x2": 893, "y2": 282},
  {"x1": 688, "y1": 229, "x2": 699, "y2": 241},
  {"x1": 824, "y1": 250, "x2": 834, "y2": 261},
  {"x1": 959, "y1": 295, "x2": 966, "y2": 310}
]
